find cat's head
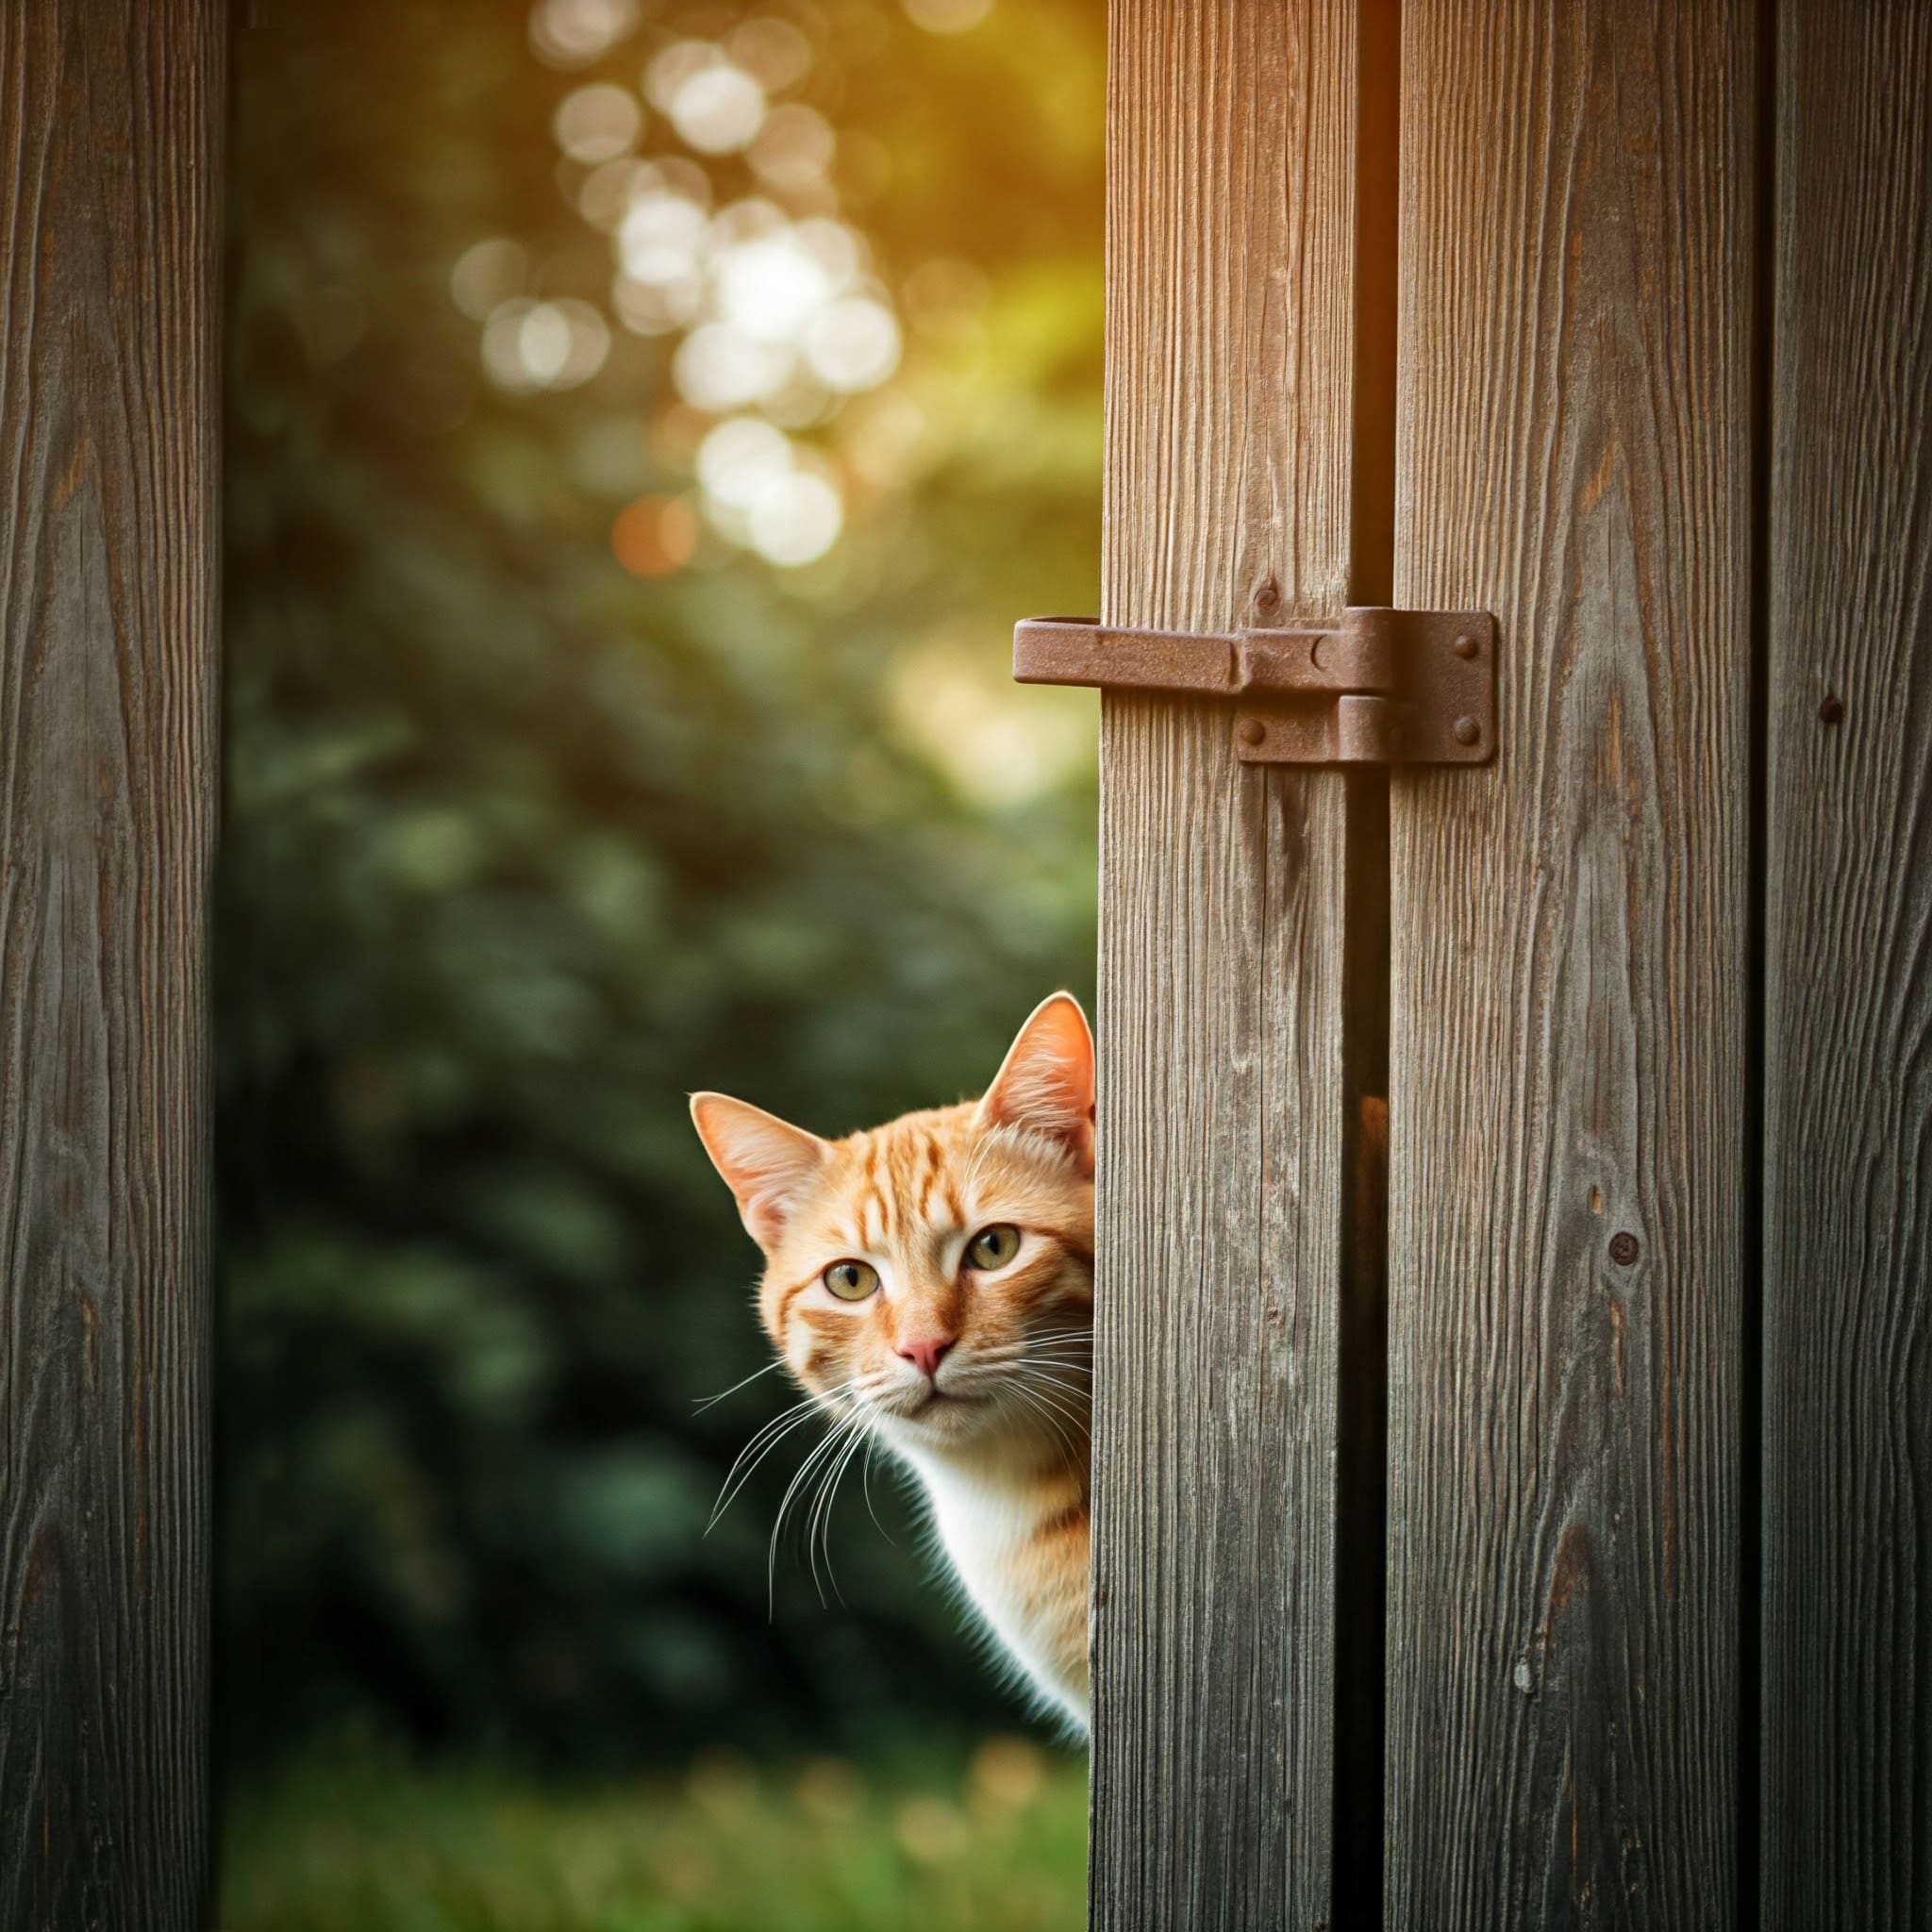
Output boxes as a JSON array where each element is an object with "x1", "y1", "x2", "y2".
[{"x1": 690, "y1": 993, "x2": 1094, "y2": 1456}]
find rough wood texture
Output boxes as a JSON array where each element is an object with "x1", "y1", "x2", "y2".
[
  {"x1": 1761, "y1": 7, "x2": 1932, "y2": 1923},
  {"x1": 1093, "y1": 4, "x2": 1357, "y2": 1924},
  {"x1": 0, "y1": 4, "x2": 224, "y2": 1926},
  {"x1": 1385, "y1": 3, "x2": 1752, "y2": 1923}
]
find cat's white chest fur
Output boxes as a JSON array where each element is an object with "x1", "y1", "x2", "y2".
[{"x1": 891, "y1": 1441, "x2": 1090, "y2": 1730}]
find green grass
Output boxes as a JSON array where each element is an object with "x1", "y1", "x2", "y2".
[{"x1": 219, "y1": 1740, "x2": 1088, "y2": 1932}]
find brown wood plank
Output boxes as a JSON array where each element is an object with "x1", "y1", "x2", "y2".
[
  {"x1": 1093, "y1": 3, "x2": 1359, "y2": 1924},
  {"x1": 1761, "y1": 7, "x2": 1932, "y2": 1923},
  {"x1": 0, "y1": 4, "x2": 225, "y2": 1926},
  {"x1": 1385, "y1": 3, "x2": 1754, "y2": 1923}
]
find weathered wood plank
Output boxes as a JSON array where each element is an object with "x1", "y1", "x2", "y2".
[
  {"x1": 1385, "y1": 2, "x2": 1753, "y2": 1923},
  {"x1": 1761, "y1": 7, "x2": 1932, "y2": 1923},
  {"x1": 0, "y1": 4, "x2": 224, "y2": 1926},
  {"x1": 1093, "y1": 3, "x2": 1357, "y2": 1924}
]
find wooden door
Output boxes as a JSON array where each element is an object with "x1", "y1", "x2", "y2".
[
  {"x1": 0, "y1": 6, "x2": 225, "y2": 1928},
  {"x1": 1092, "y1": 3, "x2": 1382, "y2": 1926},
  {"x1": 1761, "y1": 7, "x2": 1932, "y2": 1924},
  {"x1": 1386, "y1": 4, "x2": 1754, "y2": 1922},
  {"x1": 1091, "y1": 1, "x2": 1932, "y2": 1927}
]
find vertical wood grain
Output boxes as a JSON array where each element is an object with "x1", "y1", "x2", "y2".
[
  {"x1": 1386, "y1": 2, "x2": 1753, "y2": 1923},
  {"x1": 0, "y1": 4, "x2": 224, "y2": 1927},
  {"x1": 1761, "y1": 6, "x2": 1932, "y2": 1923},
  {"x1": 1094, "y1": 4, "x2": 1357, "y2": 1924}
]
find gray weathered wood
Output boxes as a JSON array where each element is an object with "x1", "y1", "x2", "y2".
[
  {"x1": 1385, "y1": 2, "x2": 1753, "y2": 1923},
  {"x1": 1092, "y1": 3, "x2": 1357, "y2": 1924},
  {"x1": 0, "y1": 4, "x2": 224, "y2": 1926},
  {"x1": 1761, "y1": 6, "x2": 1932, "y2": 1923}
]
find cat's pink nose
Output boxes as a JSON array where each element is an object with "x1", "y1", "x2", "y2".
[{"x1": 897, "y1": 1335, "x2": 956, "y2": 1382}]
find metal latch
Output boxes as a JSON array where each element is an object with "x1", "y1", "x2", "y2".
[{"x1": 1011, "y1": 608, "x2": 1496, "y2": 765}]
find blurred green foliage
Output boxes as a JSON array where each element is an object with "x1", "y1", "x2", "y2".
[
  {"x1": 221, "y1": 1739, "x2": 1086, "y2": 1931},
  {"x1": 219, "y1": 0, "x2": 1101, "y2": 1771}
]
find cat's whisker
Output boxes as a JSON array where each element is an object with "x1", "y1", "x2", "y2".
[
  {"x1": 709, "y1": 1374, "x2": 872, "y2": 1530},
  {"x1": 1007, "y1": 1381, "x2": 1081, "y2": 1469},
  {"x1": 808, "y1": 1417, "x2": 874, "y2": 1605},
  {"x1": 1008, "y1": 1370, "x2": 1091, "y2": 1441},
  {"x1": 691, "y1": 1357, "x2": 786, "y2": 1413},
  {"x1": 1019, "y1": 1365, "x2": 1094, "y2": 1400},
  {"x1": 769, "y1": 1409, "x2": 872, "y2": 1614},
  {"x1": 859, "y1": 1432, "x2": 895, "y2": 1544},
  {"x1": 805, "y1": 1412, "x2": 866, "y2": 1602},
  {"x1": 765, "y1": 1417, "x2": 854, "y2": 1611}
]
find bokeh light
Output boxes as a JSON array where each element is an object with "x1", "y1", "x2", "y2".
[
  {"x1": 902, "y1": 0, "x2": 995, "y2": 33},
  {"x1": 748, "y1": 105, "x2": 836, "y2": 192},
  {"x1": 746, "y1": 470, "x2": 842, "y2": 566},
  {"x1": 802, "y1": 296, "x2": 901, "y2": 391},
  {"x1": 610, "y1": 494, "x2": 699, "y2": 576},
  {"x1": 529, "y1": 0, "x2": 640, "y2": 68},
  {"x1": 648, "y1": 42, "x2": 768, "y2": 155},
  {"x1": 725, "y1": 16, "x2": 815, "y2": 92},
  {"x1": 672, "y1": 323, "x2": 791, "y2": 411},
  {"x1": 450, "y1": 237, "x2": 530, "y2": 320},
  {"x1": 480, "y1": 296, "x2": 609, "y2": 391},
  {"x1": 467, "y1": 4, "x2": 925, "y2": 565},
  {"x1": 694, "y1": 416, "x2": 794, "y2": 510},
  {"x1": 618, "y1": 189, "x2": 709, "y2": 285},
  {"x1": 553, "y1": 82, "x2": 643, "y2": 164}
]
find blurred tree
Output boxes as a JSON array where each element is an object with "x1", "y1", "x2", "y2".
[{"x1": 219, "y1": 0, "x2": 1102, "y2": 1769}]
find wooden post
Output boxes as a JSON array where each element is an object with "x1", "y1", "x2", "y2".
[
  {"x1": 0, "y1": 5, "x2": 224, "y2": 1927},
  {"x1": 1762, "y1": 7, "x2": 1932, "y2": 1924},
  {"x1": 1386, "y1": 1, "x2": 1753, "y2": 1921},
  {"x1": 1093, "y1": 4, "x2": 1370, "y2": 1923}
]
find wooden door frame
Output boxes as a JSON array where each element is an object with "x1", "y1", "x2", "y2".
[{"x1": 0, "y1": 6, "x2": 225, "y2": 1926}]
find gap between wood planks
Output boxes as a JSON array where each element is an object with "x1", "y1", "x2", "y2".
[{"x1": 1333, "y1": 0, "x2": 1400, "y2": 1922}]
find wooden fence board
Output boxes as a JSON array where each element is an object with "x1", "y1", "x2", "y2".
[
  {"x1": 1385, "y1": 3, "x2": 1753, "y2": 1923},
  {"x1": 0, "y1": 4, "x2": 224, "y2": 1926},
  {"x1": 1092, "y1": 2, "x2": 1359, "y2": 1924},
  {"x1": 1761, "y1": 6, "x2": 1932, "y2": 1924}
]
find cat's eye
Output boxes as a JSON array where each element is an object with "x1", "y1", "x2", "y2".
[
  {"x1": 963, "y1": 1224, "x2": 1022, "y2": 1270},
  {"x1": 823, "y1": 1259, "x2": 880, "y2": 1301}
]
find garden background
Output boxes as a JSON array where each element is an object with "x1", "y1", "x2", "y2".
[{"x1": 217, "y1": 1, "x2": 1102, "y2": 1923}]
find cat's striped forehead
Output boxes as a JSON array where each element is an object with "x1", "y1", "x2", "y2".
[
  {"x1": 764, "y1": 1098, "x2": 1091, "y2": 1281},
  {"x1": 826, "y1": 1106, "x2": 976, "y2": 1249}
]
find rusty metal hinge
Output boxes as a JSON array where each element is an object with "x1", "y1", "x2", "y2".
[{"x1": 1011, "y1": 608, "x2": 1496, "y2": 765}]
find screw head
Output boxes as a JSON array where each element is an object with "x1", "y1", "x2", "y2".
[
  {"x1": 1238, "y1": 717, "x2": 1267, "y2": 746},
  {"x1": 1820, "y1": 694, "x2": 1844, "y2": 725},
  {"x1": 1609, "y1": 1230, "x2": 1640, "y2": 1266},
  {"x1": 1452, "y1": 631, "x2": 1479, "y2": 658},
  {"x1": 1453, "y1": 714, "x2": 1481, "y2": 746}
]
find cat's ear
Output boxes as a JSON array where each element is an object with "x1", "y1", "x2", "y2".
[
  {"x1": 977, "y1": 991, "x2": 1095, "y2": 1175},
  {"x1": 690, "y1": 1093, "x2": 829, "y2": 1249}
]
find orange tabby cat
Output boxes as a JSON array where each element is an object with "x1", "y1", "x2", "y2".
[{"x1": 691, "y1": 993, "x2": 1094, "y2": 1727}]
